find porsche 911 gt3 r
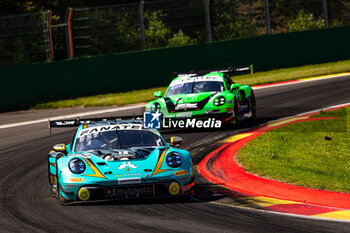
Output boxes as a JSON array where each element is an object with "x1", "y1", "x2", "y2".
[
  {"x1": 146, "y1": 66, "x2": 256, "y2": 126},
  {"x1": 48, "y1": 119, "x2": 193, "y2": 204}
]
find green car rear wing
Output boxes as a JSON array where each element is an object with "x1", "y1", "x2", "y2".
[{"x1": 175, "y1": 65, "x2": 253, "y2": 77}]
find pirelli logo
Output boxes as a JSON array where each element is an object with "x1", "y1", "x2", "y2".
[
  {"x1": 69, "y1": 178, "x2": 84, "y2": 183},
  {"x1": 174, "y1": 170, "x2": 189, "y2": 176}
]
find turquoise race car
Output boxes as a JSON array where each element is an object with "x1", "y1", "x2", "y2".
[
  {"x1": 48, "y1": 118, "x2": 194, "y2": 204},
  {"x1": 146, "y1": 66, "x2": 256, "y2": 126}
]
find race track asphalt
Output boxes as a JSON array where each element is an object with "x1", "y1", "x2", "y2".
[{"x1": 0, "y1": 75, "x2": 350, "y2": 232}]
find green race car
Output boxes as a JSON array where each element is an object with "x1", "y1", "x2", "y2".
[{"x1": 145, "y1": 67, "x2": 256, "y2": 127}]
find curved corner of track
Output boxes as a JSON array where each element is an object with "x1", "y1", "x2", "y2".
[{"x1": 198, "y1": 103, "x2": 350, "y2": 222}]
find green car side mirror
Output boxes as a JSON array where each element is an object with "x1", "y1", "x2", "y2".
[
  {"x1": 230, "y1": 83, "x2": 240, "y2": 91},
  {"x1": 154, "y1": 91, "x2": 162, "y2": 98}
]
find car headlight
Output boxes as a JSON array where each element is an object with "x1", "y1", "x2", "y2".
[
  {"x1": 69, "y1": 158, "x2": 86, "y2": 174},
  {"x1": 151, "y1": 102, "x2": 161, "y2": 112},
  {"x1": 214, "y1": 96, "x2": 225, "y2": 106},
  {"x1": 166, "y1": 152, "x2": 183, "y2": 168}
]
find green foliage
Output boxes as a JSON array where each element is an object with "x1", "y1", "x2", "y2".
[
  {"x1": 73, "y1": 7, "x2": 141, "y2": 57},
  {"x1": 0, "y1": 12, "x2": 47, "y2": 65},
  {"x1": 211, "y1": 0, "x2": 265, "y2": 41},
  {"x1": 114, "y1": 12, "x2": 140, "y2": 50},
  {"x1": 167, "y1": 29, "x2": 195, "y2": 47},
  {"x1": 50, "y1": 14, "x2": 67, "y2": 60},
  {"x1": 144, "y1": 10, "x2": 195, "y2": 48},
  {"x1": 330, "y1": 19, "x2": 343, "y2": 27},
  {"x1": 288, "y1": 10, "x2": 325, "y2": 32},
  {"x1": 213, "y1": 14, "x2": 259, "y2": 40},
  {"x1": 144, "y1": 10, "x2": 171, "y2": 48}
]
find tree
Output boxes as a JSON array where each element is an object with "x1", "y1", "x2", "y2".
[{"x1": 288, "y1": 10, "x2": 325, "y2": 32}]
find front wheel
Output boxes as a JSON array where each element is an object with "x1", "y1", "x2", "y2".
[
  {"x1": 250, "y1": 90, "x2": 257, "y2": 119},
  {"x1": 232, "y1": 98, "x2": 240, "y2": 127}
]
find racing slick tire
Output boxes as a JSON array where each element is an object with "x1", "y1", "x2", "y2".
[
  {"x1": 232, "y1": 98, "x2": 240, "y2": 127},
  {"x1": 55, "y1": 163, "x2": 68, "y2": 205},
  {"x1": 250, "y1": 90, "x2": 257, "y2": 120}
]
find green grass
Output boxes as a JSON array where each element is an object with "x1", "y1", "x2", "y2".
[
  {"x1": 34, "y1": 87, "x2": 167, "y2": 109},
  {"x1": 33, "y1": 59, "x2": 350, "y2": 109},
  {"x1": 233, "y1": 59, "x2": 350, "y2": 86},
  {"x1": 236, "y1": 107, "x2": 350, "y2": 193}
]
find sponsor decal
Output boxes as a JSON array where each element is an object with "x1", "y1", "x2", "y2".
[
  {"x1": 163, "y1": 118, "x2": 221, "y2": 129},
  {"x1": 174, "y1": 170, "x2": 189, "y2": 176},
  {"x1": 69, "y1": 153, "x2": 92, "y2": 158},
  {"x1": 168, "y1": 182, "x2": 180, "y2": 195},
  {"x1": 171, "y1": 76, "x2": 223, "y2": 85},
  {"x1": 143, "y1": 110, "x2": 161, "y2": 129},
  {"x1": 117, "y1": 150, "x2": 132, "y2": 155},
  {"x1": 107, "y1": 186, "x2": 153, "y2": 198},
  {"x1": 55, "y1": 121, "x2": 76, "y2": 126},
  {"x1": 78, "y1": 124, "x2": 142, "y2": 137},
  {"x1": 143, "y1": 111, "x2": 222, "y2": 129},
  {"x1": 175, "y1": 103, "x2": 197, "y2": 111},
  {"x1": 69, "y1": 177, "x2": 84, "y2": 183},
  {"x1": 53, "y1": 144, "x2": 66, "y2": 150},
  {"x1": 78, "y1": 188, "x2": 90, "y2": 201},
  {"x1": 115, "y1": 173, "x2": 142, "y2": 178},
  {"x1": 118, "y1": 162, "x2": 137, "y2": 170},
  {"x1": 118, "y1": 177, "x2": 141, "y2": 185},
  {"x1": 176, "y1": 112, "x2": 193, "y2": 118}
]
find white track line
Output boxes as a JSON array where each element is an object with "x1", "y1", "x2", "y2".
[
  {"x1": 0, "y1": 72, "x2": 349, "y2": 130},
  {"x1": 208, "y1": 200, "x2": 350, "y2": 224},
  {"x1": 252, "y1": 72, "x2": 350, "y2": 90},
  {"x1": 265, "y1": 102, "x2": 350, "y2": 126},
  {"x1": 0, "y1": 104, "x2": 146, "y2": 130}
]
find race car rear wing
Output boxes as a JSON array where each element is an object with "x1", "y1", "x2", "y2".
[
  {"x1": 175, "y1": 64, "x2": 253, "y2": 77},
  {"x1": 48, "y1": 115, "x2": 143, "y2": 134}
]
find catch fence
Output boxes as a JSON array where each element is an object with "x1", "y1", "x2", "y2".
[
  {"x1": 0, "y1": 11, "x2": 54, "y2": 66},
  {"x1": 0, "y1": 0, "x2": 349, "y2": 65}
]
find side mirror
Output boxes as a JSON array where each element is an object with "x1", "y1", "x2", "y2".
[
  {"x1": 154, "y1": 91, "x2": 162, "y2": 98},
  {"x1": 169, "y1": 136, "x2": 183, "y2": 147},
  {"x1": 53, "y1": 143, "x2": 67, "y2": 154},
  {"x1": 230, "y1": 83, "x2": 240, "y2": 91}
]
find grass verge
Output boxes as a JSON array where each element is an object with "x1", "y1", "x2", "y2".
[
  {"x1": 33, "y1": 59, "x2": 350, "y2": 109},
  {"x1": 236, "y1": 106, "x2": 350, "y2": 193}
]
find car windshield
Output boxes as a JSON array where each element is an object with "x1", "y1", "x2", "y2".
[
  {"x1": 193, "y1": 81, "x2": 224, "y2": 93},
  {"x1": 166, "y1": 81, "x2": 224, "y2": 97},
  {"x1": 74, "y1": 129, "x2": 165, "y2": 151}
]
